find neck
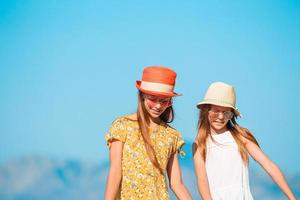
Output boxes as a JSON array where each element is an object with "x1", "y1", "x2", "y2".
[
  {"x1": 210, "y1": 127, "x2": 228, "y2": 134},
  {"x1": 149, "y1": 116, "x2": 161, "y2": 127}
]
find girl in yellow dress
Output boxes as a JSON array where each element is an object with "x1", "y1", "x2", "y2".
[{"x1": 104, "y1": 66, "x2": 192, "y2": 200}]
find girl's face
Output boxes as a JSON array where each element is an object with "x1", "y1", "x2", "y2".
[
  {"x1": 208, "y1": 105, "x2": 234, "y2": 134},
  {"x1": 143, "y1": 94, "x2": 172, "y2": 119}
]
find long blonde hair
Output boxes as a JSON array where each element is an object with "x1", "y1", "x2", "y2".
[
  {"x1": 196, "y1": 105, "x2": 259, "y2": 164},
  {"x1": 137, "y1": 91, "x2": 174, "y2": 174}
]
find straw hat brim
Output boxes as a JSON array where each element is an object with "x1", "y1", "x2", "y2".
[
  {"x1": 136, "y1": 81, "x2": 181, "y2": 97},
  {"x1": 197, "y1": 100, "x2": 241, "y2": 116}
]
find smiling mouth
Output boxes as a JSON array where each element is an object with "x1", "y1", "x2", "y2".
[
  {"x1": 213, "y1": 121, "x2": 225, "y2": 125},
  {"x1": 151, "y1": 109, "x2": 161, "y2": 114}
]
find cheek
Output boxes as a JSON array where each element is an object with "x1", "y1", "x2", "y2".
[
  {"x1": 166, "y1": 101, "x2": 172, "y2": 107},
  {"x1": 208, "y1": 116, "x2": 213, "y2": 125},
  {"x1": 144, "y1": 100, "x2": 159, "y2": 111},
  {"x1": 145, "y1": 101, "x2": 155, "y2": 109}
]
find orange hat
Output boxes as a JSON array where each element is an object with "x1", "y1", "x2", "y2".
[{"x1": 136, "y1": 66, "x2": 182, "y2": 97}]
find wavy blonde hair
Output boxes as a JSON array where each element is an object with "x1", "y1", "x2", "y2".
[
  {"x1": 137, "y1": 91, "x2": 174, "y2": 174},
  {"x1": 196, "y1": 104, "x2": 259, "y2": 164}
]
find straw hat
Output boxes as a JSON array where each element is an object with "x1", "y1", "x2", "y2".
[
  {"x1": 136, "y1": 66, "x2": 181, "y2": 97},
  {"x1": 197, "y1": 82, "x2": 240, "y2": 116}
]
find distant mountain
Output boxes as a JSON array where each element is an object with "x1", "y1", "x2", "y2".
[
  {"x1": 0, "y1": 155, "x2": 105, "y2": 200},
  {"x1": 0, "y1": 143, "x2": 299, "y2": 199}
]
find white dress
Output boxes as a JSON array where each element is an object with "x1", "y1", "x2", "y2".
[{"x1": 205, "y1": 131, "x2": 253, "y2": 200}]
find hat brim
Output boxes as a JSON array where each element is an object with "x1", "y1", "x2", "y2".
[
  {"x1": 136, "y1": 81, "x2": 181, "y2": 97},
  {"x1": 197, "y1": 101, "x2": 241, "y2": 116}
]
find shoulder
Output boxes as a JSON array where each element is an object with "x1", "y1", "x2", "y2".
[
  {"x1": 123, "y1": 113, "x2": 138, "y2": 121},
  {"x1": 109, "y1": 114, "x2": 134, "y2": 129},
  {"x1": 193, "y1": 140, "x2": 199, "y2": 147},
  {"x1": 192, "y1": 140, "x2": 199, "y2": 155},
  {"x1": 164, "y1": 124, "x2": 184, "y2": 146},
  {"x1": 192, "y1": 138, "x2": 206, "y2": 151},
  {"x1": 111, "y1": 113, "x2": 137, "y2": 123},
  {"x1": 164, "y1": 124, "x2": 182, "y2": 138},
  {"x1": 163, "y1": 124, "x2": 185, "y2": 155},
  {"x1": 237, "y1": 127, "x2": 258, "y2": 146}
]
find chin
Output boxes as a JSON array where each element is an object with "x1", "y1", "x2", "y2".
[
  {"x1": 149, "y1": 111, "x2": 162, "y2": 119},
  {"x1": 212, "y1": 124, "x2": 226, "y2": 131},
  {"x1": 149, "y1": 113, "x2": 161, "y2": 118}
]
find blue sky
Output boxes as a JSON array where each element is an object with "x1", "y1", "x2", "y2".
[{"x1": 0, "y1": 0, "x2": 300, "y2": 174}]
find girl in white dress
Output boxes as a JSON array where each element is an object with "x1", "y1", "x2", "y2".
[{"x1": 193, "y1": 82, "x2": 296, "y2": 200}]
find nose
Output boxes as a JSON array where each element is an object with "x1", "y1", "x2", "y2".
[
  {"x1": 155, "y1": 102, "x2": 163, "y2": 109},
  {"x1": 217, "y1": 112, "x2": 225, "y2": 119}
]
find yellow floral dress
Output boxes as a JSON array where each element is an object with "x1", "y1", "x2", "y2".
[{"x1": 105, "y1": 116, "x2": 185, "y2": 200}]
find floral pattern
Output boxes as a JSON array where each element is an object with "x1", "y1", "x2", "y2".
[{"x1": 105, "y1": 116, "x2": 184, "y2": 200}]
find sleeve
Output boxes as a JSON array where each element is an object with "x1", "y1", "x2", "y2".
[
  {"x1": 105, "y1": 118, "x2": 127, "y2": 148},
  {"x1": 174, "y1": 130, "x2": 186, "y2": 158}
]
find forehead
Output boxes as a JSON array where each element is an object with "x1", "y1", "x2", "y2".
[{"x1": 210, "y1": 105, "x2": 231, "y2": 111}]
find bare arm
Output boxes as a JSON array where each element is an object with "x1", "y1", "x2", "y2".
[
  {"x1": 167, "y1": 151, "x2": 192, "y2": 200},
  {"x1": 245, "y1": 139, "x2": 297, "y2": 200},
  {"x1": 192, "y1": 143, "x2": 213, "y2": 200},
  {"x1": 104, "y1": 140, "x2": 123, "y2": 200}
]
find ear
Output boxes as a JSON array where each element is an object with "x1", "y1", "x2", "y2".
[
  {"x1": 141, "y1": 93, "x2": 146, "y2": 101},
  {"x1": 167, "y1": 98, "x2": 173, "y2": 107}
]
